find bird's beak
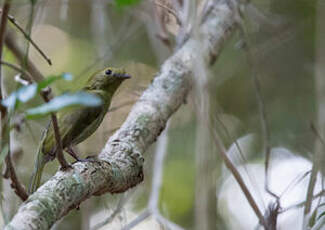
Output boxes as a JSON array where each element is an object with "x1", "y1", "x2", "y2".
[
  {"x1": 122, "y1": 74, "x2": 131, "y2": 79},
  {"x1": 113, "y1": 73, "x2": 131, "y2": 79}
]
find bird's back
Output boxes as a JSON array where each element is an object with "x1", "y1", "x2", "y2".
[{"x1": 41, "y1": 104, "x2": 106, "y2": 158}]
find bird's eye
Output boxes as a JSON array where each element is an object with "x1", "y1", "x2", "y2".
[{"x1": 105, "y1": 69, "x2": 112, "y2": 75}]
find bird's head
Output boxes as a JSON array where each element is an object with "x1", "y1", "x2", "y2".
[{"x1": 84, "y1": 67, "x2": 131, "y2": 92}]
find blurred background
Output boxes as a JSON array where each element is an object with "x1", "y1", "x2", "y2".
[{"x1": 0, "y1": 0, "x2": 324, "y2": 229}]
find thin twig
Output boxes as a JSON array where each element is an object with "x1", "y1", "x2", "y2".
[
  {"x1": 263, "y1": 201, "x2": 280, "y2": 230},
  {"x1": 281, "y1": 190, "x2": 325, "y2": 212},
  {"x1": 311, "y1": 123, "x2": 325, "y2": 147},
  {"x1": 23, "y1": 2, "x2": 35, "y2": 69},
  {"x1": 4, "y1": 152, "x2": 28, "y2": 201},
  {"x1": 0, "y1": 0, "x2": 10, "y2": 110},
  {"x1": 239, "y1": 9, "x2": 278, "y2": 200},
  {"x1": 5, "y1": 31, "x2": 44, "y2": 82},
  {"x1": 40, "y1": 90, "x2": 70, "y2": 169},
  {"x1": 50, "y1": 113, "x2": 69, "y2": 169},
  {"x1": 121, "y1": 210, "x2": 151, "y2": 230},
  {"x1": 121, "y1": 123, "x2": 184, "y2": 230},
  {"x1": 155, "y1": 213, "x2": 184, "y2": 230},
  {"x1": 251, "y1": 63, "x2": 277, "y2": 199},
  {"x1": 215, "y1": 113, "x2": 266, "y2": 209},
  {"x1": 0, "y1": 60, "x2": 33, "y2": 83},
  {"x1": 76, "y1": 21, "x2": 141, "y2": 79},
  {"x1": 0, "y1": 0, "x2": 28, "y2": 202},
  {"x1": 4, "y1": 28, "x2": 68, "y2": 169},
  {"x1": 304, "y1": 123, "x2": 324, "y2": 215},
  {"x1": 0, "y1": 9, "x2": 52, "y2": 65},
  {"x1": 91, "y1": 195, "x2": 127, "y2": 230},
  {"x1": 148, "y1": 122, "x2": 170, "y2": 211},
  {"x1": 154, "y1": 0, "x2": 182, "y2": 25},
  {"x1": 211, "y1": 125, "x2": 268, "y2": 229},
  {"x1": 279, "y1": 170, "x2": 311, "y2": 198}
]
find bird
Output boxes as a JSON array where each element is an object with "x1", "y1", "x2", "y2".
[{"x1": 28, "y1": 67, "x2": 131, "y2": 194}]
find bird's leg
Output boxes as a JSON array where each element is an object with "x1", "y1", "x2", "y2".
[
  {"x1": 66, "y1": 147, "x2": 82, "y2": 161},
  {"x1": 66, "y1": 147, "x2": 96, "y2": 163}
]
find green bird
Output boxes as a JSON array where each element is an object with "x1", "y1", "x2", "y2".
[{"x1": 28, "y1": 67, "x2": 131, "y2": 194}]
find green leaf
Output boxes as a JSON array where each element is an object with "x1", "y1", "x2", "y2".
[
  {"x1": 310, "y1": 208, "x2": 318, "y2": 227},
  {"x1": 25, "y1": 92, "x2": 102, "y2": 119},
  {"x1": 18, "y1": 84, "x2": 38, "y2": 102},
  {"x1": 37, "y1": 73, "x2": 73, "y2": 90},
  {"x1": 1, "y1": 93, "x2": 18, "y2": 111},
  {"x1": 318, "y1": 210, "x2": 325, "y2": 220},
  {"x1": 1, "y1": 83, "x2": 37, "y2": 111},
  {"x1": 1, "y1": 73, "x2": 73, "y2": 111},
  {"x1": 115, "y1": 0, "x2": 141, "y2": 7}
]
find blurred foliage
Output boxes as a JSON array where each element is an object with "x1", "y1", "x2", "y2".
[
  {"x1": 1, "y1": 73, "x2": 73, "y2": 111},
  {"x1": 161, "y1": 121, "x2": 196, "y2": 227},
  {"x1": 0, "y1": 0, "x2": 323, "y2": 229},
  {"x1": 115, "y1": 0, "x2": 142, "y2": 7},
  {"x1": 25, "y1": 91, "x2": 102, "y2": 119}
]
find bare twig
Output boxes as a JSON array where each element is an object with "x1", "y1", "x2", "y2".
[
  {"x1": 122, "y1": 122, "x2": 184, "y2": 229},
  {"x1": 311, "y1": 123, "x2": 325, "y2": 147},
  {"x1": 239, "y1": 7, "x2": 278, "y2": 200},
  {"x1": 304, "y1": 124, "x2": 325, "y2": 215},
  {"x1": 76, "y1": 20, "x2": 141, "y2": 79},
  {"x1": 4, "y1": 26, "x2": 68, "y2": 170},
  {"x1": 40, "y1": 90, "x2": 70, "y2": 170},
  {"x1": 211, "y1": 125, "x2": 268, "y2": 229},
  {"x1": 192, "y1": 41, "x2": 218, "y2": 230},
  {"x1": 0, "y1": 0, "x2": 28, "y2": 202},
  {"x1": 281, "y1": 190, "x2": 325, "y2": 212},
  {"x1": 50, "y1": 113, "x2": 69, "y2": 169},
  {"x1": 5, "y1": 31, "x2": 44, "y2": 82},
  {"x1": 251, "y1": 62, "x2": 277, "y2": 199},
  {"x1": 0, "y1": 0, "x2": 10, "y2": 111},
  {"x1": 0, "y1": 60, "x2": 33, "y2": 83},
  {"x1": 279, "y1": 170, "x2": 311, "y2": 198},
  {"x1": 148, "y1": 122, "x2": 170, "y2": 211},
  {"x1": 263, "y1": 201, "x2": 280, "y2": 230},
  {"x1": 154, "y1": 0, "x2": 182, "y2": 25},
  {"x1": 0, "y1": 9, "x2": 52, "y2": 65},
  {"x1": 307, "y1": 1, "x2": 325, "y2": 226},
  {"x1": 121, "y1": 210, "x2": 151, "y2": 230},
  {"x1": 215, "y1": 114, "x2": 266, "y2": 209},
  {"x1": 191, "y1": 31, "x2": 267, "y2": 224},
  {"x1": 155, "y1": 213, "x2": 184, "y2": 230},
  {"x1": 91, "y1": 195, "x2": 127, "y2": 230},
  {"x1": 4, "y1": 152, "x2": 28, "y2": 201},
  {"x1": 23, "y1": 2, "x2": 35, "y2": 69}
]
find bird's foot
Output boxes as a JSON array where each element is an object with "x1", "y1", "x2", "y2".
[
  {"x1": 74, "y1": 155, "x2": 98, "y2": 163},
  {"x1": 66, "y1": 147, "x2": 97, "y2": 163},
  {"x1": 60, "y1": 164, "x2": 73, "y2": 171},
  {"x1": 60, "y1": 164, "x2": 72, "y2": 171}
]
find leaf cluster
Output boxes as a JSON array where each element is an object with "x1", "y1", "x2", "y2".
[{"x1": 1, "y1": 72, "x2": 102, "y2": 120}]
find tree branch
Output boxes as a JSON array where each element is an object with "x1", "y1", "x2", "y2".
[
  {"x1": 4, "y1": 30, "x2": 45, "y2": 82},
  {"x1": 4, "y1": 0, "x2": 238, "y2": 229},
  {"x1": 0, "y1": 8, "x2": 52, "y2": 65}
]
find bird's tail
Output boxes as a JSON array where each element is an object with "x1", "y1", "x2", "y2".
[{"x1": 28, "y1": 150, "x2": 46, "y2": 194}]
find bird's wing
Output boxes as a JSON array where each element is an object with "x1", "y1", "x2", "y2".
[
  {"x1": 42, "y1": 106, "x2": 104, "y2": 154},
  {"x1": 62, "y1": 105, "x2": 105, "y2": 146}
]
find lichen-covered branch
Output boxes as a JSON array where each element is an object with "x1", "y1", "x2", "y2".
[{"x1": 5, "y1": 0, "x2": 238, "y2": 229}]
